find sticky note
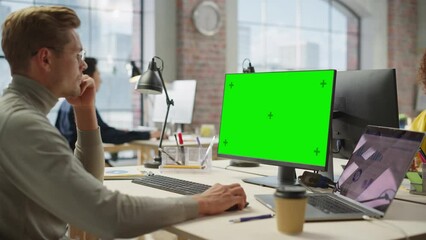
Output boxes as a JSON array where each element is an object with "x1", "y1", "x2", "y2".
[{"x1": 406, "y1": 172, "x2": 423, "y2": 192}]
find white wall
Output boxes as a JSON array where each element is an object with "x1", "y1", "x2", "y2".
[
  {"x1": 155, "y1": 0, "x2": 176, "y2": 82},
  {"x1": 146, "y1": 0, "x2": 177, "y2": 82},
  {"x1": 226, "y1": 0, "x2": 238, "y2": 73}
]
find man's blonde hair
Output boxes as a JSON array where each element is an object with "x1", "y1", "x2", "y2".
[{"x1": 1, "y1": 6, "x2": 80, "y2": 73}]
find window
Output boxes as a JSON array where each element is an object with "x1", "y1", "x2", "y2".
[
  {"x1": 237, "y1": 0, "x2": 360, "y2": 71},
  {"x1": 0, "y1": 0, "x2": 142, "y2": 128}
]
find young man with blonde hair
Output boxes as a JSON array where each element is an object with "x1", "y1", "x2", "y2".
[{"x1": 0, "y1": 6, "x2": 246, "y2": 239}]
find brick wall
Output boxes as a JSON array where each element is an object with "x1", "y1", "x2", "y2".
[
  {"x1": 176, "y1": 0, "x2": 226, "y2": 131},
  {"x1": 388, "y1": 0, "x2": 418, "y2": 118},
  {"x1": 347, "y1": 15, "x2": 360, "y2": 70}
]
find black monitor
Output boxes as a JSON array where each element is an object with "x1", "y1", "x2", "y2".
[
  {"x1": 218, "y1": 70, "x2": 336, "y2": 188},
  {"x1": 332, "y1": 69, "x2": 399, "y2": 159}
]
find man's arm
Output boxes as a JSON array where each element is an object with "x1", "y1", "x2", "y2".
[
  {"x1": 66, "y1": 75, "x2": 103, "y2": 180},
  {"x1": 68, "y1": 75, "x2": 97, "y2": 131}
]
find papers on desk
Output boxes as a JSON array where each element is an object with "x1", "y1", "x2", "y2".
[{"x1": 104, "y1": 166, "x2": 151, "y2": 180}]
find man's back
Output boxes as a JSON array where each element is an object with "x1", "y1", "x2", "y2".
[{"x1": 0, "y1": 77, "x2": 67, "y2": 238}]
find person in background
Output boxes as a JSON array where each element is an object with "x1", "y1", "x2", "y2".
[
  {"x1": 0, "y1": 6, "x2": 247, "y2": 239},
  {"x1": 55, "y1": 57, "x2": 161, "y2": 151},
  {"x1": 409, "y1": 50, "x2": 426, "y2": 171}
]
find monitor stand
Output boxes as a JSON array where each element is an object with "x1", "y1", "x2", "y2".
[
  {"x1": 242, "y1": 166, "x2": 297, "y2": 188},
  {"x1": 229, "y1": 160, "x2": 260, "y2": 167}
]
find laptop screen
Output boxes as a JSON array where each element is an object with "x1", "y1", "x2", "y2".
[{"x1": 336, "y1": 126, "x2": 424, "y2": 212}]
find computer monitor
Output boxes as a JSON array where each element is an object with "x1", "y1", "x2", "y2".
[
  {"x1": 332, "y1": 69, "x2": 399, "y2": 159},
  {"x1": 152, "y1": 80, "x2": 197, "y2": 129},
  {"x1": 218, "y1": 70, "x2": 336, "y2": 188}
]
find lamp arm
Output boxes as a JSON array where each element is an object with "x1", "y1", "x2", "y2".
[
  {"x1": 157, "y1": 101, "x2": 172, "y2": 150},
  {"x1": 157, "y1": 68, "x2": 174, "y2": 106},
  {"x1": 156, "y1": 68, "x2": 174, "y2": 158}
]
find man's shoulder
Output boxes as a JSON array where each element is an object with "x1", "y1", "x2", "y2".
[
  {"x1": 0, "y1": 102, "x2": 52, "y2": 144},
  {"x1": 0, "y1": 96, "x2": 37, "y2": 122}
]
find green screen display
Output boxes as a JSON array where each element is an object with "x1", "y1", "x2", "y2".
[{"x1": 218, "y1": 70, "x2": 336, "y2": 170}]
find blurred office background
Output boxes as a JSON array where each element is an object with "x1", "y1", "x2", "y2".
[{"x1": 0, "y1": 0, "x2": 423, "y2": 131}]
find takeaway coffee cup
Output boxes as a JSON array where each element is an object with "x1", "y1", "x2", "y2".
[{"x1": 274, "y1": 185, "x2": 307, "y2": 234}]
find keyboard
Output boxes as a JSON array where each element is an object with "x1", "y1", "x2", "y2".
[
  {"x1": 132, "y1": 175, "x2": 211, "y2": 195},
  {"x1": 308, "y1": 195, "x2": 364, "y2": 214}
]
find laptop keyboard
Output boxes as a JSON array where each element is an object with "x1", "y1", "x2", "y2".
[
  {"x1": 308, "y1": 195, "x2": 364, "y2": 214},
  {"x1": 132, "y1": 175, "x2": 211, "y2": 195}
]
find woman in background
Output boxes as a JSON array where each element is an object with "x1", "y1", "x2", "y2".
[{"x1": 409, "y1": 51, "x2": 426, "y2": 171}]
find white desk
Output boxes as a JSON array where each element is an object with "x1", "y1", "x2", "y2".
[
  {"x1": 104, "y1": 161, "x2": 426, "y2": 239},
  {"x1": 394, "y1": 179, "x2": 426, "y2": 205}
]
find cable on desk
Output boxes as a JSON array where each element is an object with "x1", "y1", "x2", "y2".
[
  {"x1": 332, "y1": 139, "x2": 342, "y2": 154},
  {"x1": 223, "y1": 164, "x2": 267, "y2": 177},
  {"x1": 362, "y1": 215, "x2": 410, "y2": 240},
  {"x1": 394, "y1": 197, "x2": 426, "y2": 206}
]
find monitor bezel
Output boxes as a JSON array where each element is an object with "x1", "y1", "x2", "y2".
[{"x1": 217, "y1": 69, "x2": 336, "y2": 180}]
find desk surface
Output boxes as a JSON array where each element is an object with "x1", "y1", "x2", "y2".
[
  {"x1": 104, "y1": 160, "x2": 426, "y2": 239},
  {"x1": 213, "y1": 159, "x2": 426, "y2": 205}
]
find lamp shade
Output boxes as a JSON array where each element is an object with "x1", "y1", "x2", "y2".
[{"x1": 135, "y1": 60, "x2": 163, "y2": 94}]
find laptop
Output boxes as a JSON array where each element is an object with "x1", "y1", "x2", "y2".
[{"x1": 255, "y1": 125, "x2": 424, "y2": 221}]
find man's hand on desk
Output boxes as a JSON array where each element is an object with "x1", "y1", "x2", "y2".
[{"x1": 192, "y1": 183, "x2": 247, "y2": 215}]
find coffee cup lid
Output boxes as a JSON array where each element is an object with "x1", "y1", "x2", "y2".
[{"x1": 274, "y1": 185, "x2": 306, "y2": 199}]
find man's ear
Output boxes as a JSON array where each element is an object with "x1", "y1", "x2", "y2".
[{"x1": 34, "y1": 48, "x2": 53, "y2": 71}]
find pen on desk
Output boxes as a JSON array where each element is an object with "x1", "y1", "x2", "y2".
[
  {"x1": 418, "y1": 147, "x2": 426, "y2": 163},
  {"x1": 177, "y1": 132, "x2": 186, "y2": 164},
  {"x1": 177, "y1": 132, "x2": 184, "y2": 145},
  {"x1": 174, "y1": 134, "x2": 179, "y2": 146},
  {"x1": 201, "y1": 135, "x2": 215, "y2": 166},
  {"x1": 229, "y1": 213, "x2": 275, "y2": 223},
  {"x1": 162, "y1": 165, "x2": 203, "y2": 169}
]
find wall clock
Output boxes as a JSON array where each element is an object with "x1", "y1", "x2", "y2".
[{"x1": 192, "y1": 1, "x2": 222, "y2": 36}]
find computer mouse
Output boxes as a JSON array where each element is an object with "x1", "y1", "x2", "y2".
[{"x1": 226, "y1": 202, "x2": 249, "y2": 211}]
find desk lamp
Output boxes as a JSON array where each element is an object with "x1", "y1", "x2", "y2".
[
  {"x1": 229, "y1": 58, "x2": 260, "y2": 168},
  {"x1": 135, "y1": 56, "x2": 174, "y2": 168}
]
